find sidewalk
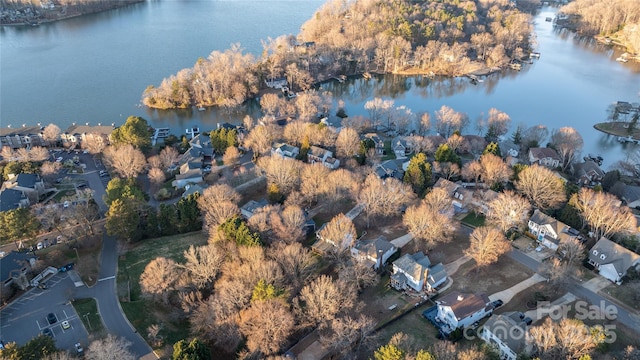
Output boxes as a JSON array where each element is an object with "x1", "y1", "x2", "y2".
[
  {"x1": 444, "y1": 255, "x2": 471, "y2": 276},
  {"x1": 489, "y1": 273, "x2": 546, "y2": 303},
  {"x1": 524, "y1": 292, "x2": 577, "y2": 322}
]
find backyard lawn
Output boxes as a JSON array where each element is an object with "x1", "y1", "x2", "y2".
[
  {"x1": 117, "y1": 231, "x2": 208, "y2": 354},
  {"x1": 460, "y1": 212, "x2": 485, "y2": 228}
]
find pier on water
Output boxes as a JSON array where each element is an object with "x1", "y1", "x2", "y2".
[{"x1": 151, "y1": 127, "x2": 170, "y2": 145}]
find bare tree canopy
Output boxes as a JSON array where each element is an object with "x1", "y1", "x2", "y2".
[
  {"x1": 403, "y1": 199, "x2": 457, "y2": 250},
  {"x1": 486, "y1": 190, "x2": 532, "y2": 233},
  {"x1": 575, "y1": 187, "x2": 637, "y2": 239},
  {"x1": 359, "y1": 174, "x2": 414, "y2": 227},
  {"x1": 82, "y1": 134, "x2": 107, "y2": 154},
  {"x1": 103, "y1": 144, "x2": 147, "y2": 179},
  {"x1": 239, "y1": 299, "x2": 295, "y2": 355},
  {"x1": 86, "y1": 334, "x2": 136, "y2": 360},
  {"x1": 296, "y1": 275, "x2": 357, "y2": 327},
  {"x1": 42, "y1": 124, "x2": 61, "y2": 144},
  {"x1": 464, "y1": 226, "x2": 511, "y2": 268},
  {"x1": 244, "y1": 124, "x2": 278, "y2": 155},
  {"x1": 336, "y1": 127, "x2": 361, "y2": 158},
  {"x1": 434, "y1": 105, "x2": 469, "y2": 138},
  {"x1": 183, "y1": 244, "x2": 225, "y2": 289},
  {"x1": 140, "y1": 257, "x2": 182, "y2": 304},
  {"x1": 485, "y1": 108, "x2": 511, "y2": 141},
  {"x1": 318, "y1": 213, "x2": 357, "y2": 250},
  {"x1": 515, "y1": 164, "x2": 566, "y2": 210},
  {"x1": 158, "y1": 146, "x2": 179, "y2": 169},
  {"x1": 550, "y1": 127, "x2": 583, "y2": 171},
  {"x1": 529, "y1": 317, "x2": 604, "y2": 360},
  {"x1": 478, "y1": 153, "x2": 511, "y2": 187},
  {"x1": 257, "y1": 155, "x2": 302, "y2": 196}
]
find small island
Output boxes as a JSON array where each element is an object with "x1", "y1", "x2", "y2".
[{"x1": 594, "y1": 101, "x2": 640, "y2": 142}]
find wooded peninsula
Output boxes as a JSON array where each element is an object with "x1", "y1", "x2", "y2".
[
  {"x1": 141, "y1": 0, "x2": 535, "y2": 110},
  {"x1": 0, "y1": 0, "x2": 142, "y2": 25}
]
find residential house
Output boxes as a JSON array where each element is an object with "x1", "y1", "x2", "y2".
[
  {"x1": 500, "y1": 139, "x2": 520, "y2": 159},
  {"x1": 471, "y1": 188, "x2": 499, "y2": 216},
  {"x1": 625, "y1": 185, "x2": 640, "y2": 209},
  {"x1": 391, "y1": 137, "x2": 412, "y2": 159},
  {"x1": 264, "y1": 77, "x2": 288, "y2": 89},
  {"x1": 185, "y1": 134, "x2": 215, "y2": 165},
  {"x1": 2, "y1": 173, "x2": 45, "y2": 202},
  {"x1": 527, "y1": 209, "x2": 579, "y2": 251},
  {"x1": 375, "y1": 159, "x2": 404, "y2": 180},
  {"x1": 528, "y1": 147, "x2": 561, "y2": 168},
  {"x1": 390, "y1": 252, "x2": 447, "y2": 293},
  {"x1": 171, "y1": 162, "x2": 203, "y2": 189},
  {"x1": 61, "y1": 124, "x2": 114, "y2": 148},
  {"x1": 480, "y1": 312, "x2": 532, "y2": 360},
  {"x1": 363, "y1": 133, "x2": 385, "y2": 155},
  {"x1": 272, "y1": 143, "x2": 300, "y2": 160},
  {"x1": 240, "y1": 199, "x2": 269, "y2": 219},
  {"x1": 573, "y1": 161, "x2": 605, "y2": 186},
  {"x1": 0, "y1": 188, "x2": 30, "y2": 212},
  {"x1": 1, "y1": 251, "x2": 37, "y2": 291},
  {"x1": 0, "y1": 126, "x2": 45, "y2": 149},
  {"x1": 433, "y1": 177, "x2": 472, "y2": 215},
  {"x1": 182, "y1": 183, "x2": 205, "y2": 199},
  {"x1": 588, "y1": 237, "x2": 640, "y2": 284},
  {"x1": 308, "y1": 146, "x2": 340, "y2": 169},
  {"x1": 436, "y1": 291, "x2": 492, "y2": 334},
  {"x1": 350, "y1": 236, "x2": 397, "y2": 270}
]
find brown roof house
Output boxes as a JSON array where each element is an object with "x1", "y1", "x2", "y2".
[
  {"x1": 588, "y1": 237, "x2": 640, "y2": 284},
  {"x1": 572, "y1": 161, "x2": 605, "y2": 186},
  {"x1": 435, "y1": 291, "x2": 492, "y2": 334},
  {"x1": 480, "y1": 311, "x2": 532, "y2": 360},
  {"x1": 528, "y1": 147, "x2": 560, "y2": 168}
]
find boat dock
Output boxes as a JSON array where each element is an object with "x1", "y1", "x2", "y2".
[{"x1": 151, "y1": 127, "x2": 170, "y2": 145}]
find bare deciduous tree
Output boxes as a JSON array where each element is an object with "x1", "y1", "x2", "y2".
[
  {"x1": 318, "y1": 213, "x2": 357, "y2": 250},
  {"x1": 140, "y1": 257, "x2": 182, "y2": 304},
  {"x1": 550, "y1": 127, "x2": 583, "y2": 171},
  {"x1": 158, "y1": 146, "x2": 179, "y2": 169},
  {"x1": 486, "y1": 108, "x2": 511, "y2": 140},
  {"x1": 190, "y1": 297, "x2": 242, "y2": 350},
  {"x1": 296, "y1": 275, "x2": 357, "y2": 328},
  {"x1": 479, "y1": 153, "x2": 511, "y2": 187},
  {"x1": 148, "y1": 167, "x2": 166, "y2": 194},
  {"x1": 359, "y1": 174, "x2": 414, "y2": 227},
  {"x1": 42, "y1": 124, "x2": 61, "y2": 145},
  {"x1": 319, "y1": 314, "x2": 377, "y2": 358},
  {"x1": 81, "y1": 134, "x2": 107, "y2": 155},
  {"x1": 244, "y1": 124, "x2": 278, "y2": 155},
  {"x1": 202, "y1": 201, "x2": 240, "y2": 233},
  {"x1": 464, "y1": 226, "x2": 511, "y2": 269},
  {"x1": 28, "y1": 146, "x2": 50, "y2": 162},
  {"x1": 338, "y1": 260, "x2": 378, "y2": 292},
  {"x1": 86, "y1": 334, "x2": 136, "y2": 360},
  {"x1": 269, "y1": 242, "x2": 317, "y2": 292},
  {"x1": 403, "y1": 202, "x2": 456, "y2": 250},
  {"x1": 530, "y1": 317, "x2": 603, "y2": 360},
  {"x1": 223, "y1": 146, "x2": 241, "y2": 166},
  {"x1": 486, "y1": 190, "x2": 532, "y2": 233},
  {"x1": 515, "y1": 164, "x2": 566, "y2": 210},
  {"x1": 103, "y1": 144, "x2": 147, "y2": 179},
  {"x1": 239, "y1": 299, "x2": 295, "y2": 355},
  {"x1": 336, "y1": 127, "x2": 361, "y2": 158},
  {"x1": 575, "y1": 187, "x2": 637, "y2": 239},
  {"x1": 558, "y1": 237, "x2": 585, "y2": 267},
  {"x1": 183, "y1": 244, "x2": 225, "y2": 289},
  {"x1": 257, "y1": 155, "x2": 302, "y2": 195},
  {"x1": 434, "y1": 105, "x2": 468, "y2": 138}
]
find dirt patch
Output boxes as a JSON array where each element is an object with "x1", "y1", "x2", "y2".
[
  {"x1": 605, "y1": 280, "x2": 640, "y2": 311},
  {"x1": 355, "y1": 216, "x2": 407, "y2": 242},
  {"x1": 446, "y1": 256, "x2": 535, "y2": 297}
]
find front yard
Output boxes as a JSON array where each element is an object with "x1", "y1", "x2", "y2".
[{"x1": 117, "y1": 231, "x2": 208, "y2": 355}]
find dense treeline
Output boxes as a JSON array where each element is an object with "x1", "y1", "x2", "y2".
[
  {"x1": 142, "y1": 0, "x2": 533, "y2": 109},
  {"x1": 560, "y1": 0, "x2": 640, "y2": 55},
  {"x1": 0, "y1": 0, "x2": 142, "y2": 25}
]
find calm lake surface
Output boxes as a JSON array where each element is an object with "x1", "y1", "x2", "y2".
[{"x1": 1, "y1": 3, "x2": 639, "y2": 166}]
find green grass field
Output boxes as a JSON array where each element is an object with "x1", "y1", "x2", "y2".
[
  {"x1": 460, "y1": 212, "x2": 485, "y2": 228},
  {"x1": 72, "y1": 298, "x2": 105, "y2": 335},
  {"x1": 117, "y1": 231, "x2": 208, "y2": 351}
]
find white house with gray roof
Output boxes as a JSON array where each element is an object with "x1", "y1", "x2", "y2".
[
  {"x1": 588, "y1": 237, "x2": 640, "y2": 284},
  {"x1": 390, "y1": 252, "x2": 447, "y2": 293},
  {"x1": 272, "y1": 143, "x2": 300, "y2": 160},
  {"x1": 480, "y1": 311, "x2": 532, "y2": 360},
  {"x1": 436, "y1": 291, "x2": 492, "y2": 333}
]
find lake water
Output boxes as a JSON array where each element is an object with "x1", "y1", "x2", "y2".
[{"x1": 1, "y1": 3, "x2": 639, "y2": 166}]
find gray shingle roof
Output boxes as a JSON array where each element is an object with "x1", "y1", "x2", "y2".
[
  {"x1": 0, "y1": 189, "x2": 26, "y2": 212},
  {"x1": 1, "y1": 251, "x2": 36, "y2": 281},
  {"x1": 589, "y1": 237, "x2": 640, "y2": 275}
]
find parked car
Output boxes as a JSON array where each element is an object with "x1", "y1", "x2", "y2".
[
  {"x1": 75, "y1": 343, "x2": 84, "y2": 355},
  {"x1": 37, "y1": 242, "x2": 44, "y2": 250},
  {"x1": 62, "y1": 320, "x2": 71, "y2": 330},
  {"x1": 59, "y1": 263, "x2": 74, "y2": 272},
  {"x1": 42, "y1": 328, "x2": 53, "y2": 338},
  {"x1": 99, "y1": 170, "x2": 109, "y2": 177},
  {"x1": 47, "y1": 313, "x2": 57, "y2": 324},
  {"x1": 491, "y1": 299, "x2": 504, "y2": 308},
  {"x1": 523, "y1": 317, "x2": 533, "y2": 325}
]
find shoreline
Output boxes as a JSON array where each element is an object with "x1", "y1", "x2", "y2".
[{"x1": 593, "y1": 122, "x2": 640, "y2": 140}]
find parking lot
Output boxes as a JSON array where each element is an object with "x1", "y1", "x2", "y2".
[{"x1": 0, "y1": 272, "x2": 90, "y2": 353}]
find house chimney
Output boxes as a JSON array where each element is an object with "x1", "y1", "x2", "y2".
[{"x1": 457, "y1": 295, "x2": 464, "y2": 301}]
